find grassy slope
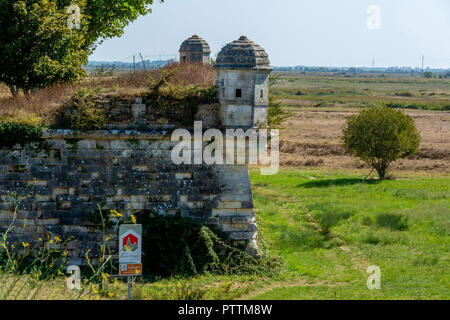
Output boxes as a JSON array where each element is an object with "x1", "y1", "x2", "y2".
[{"x1": 249, "y1": 169, "x2": 449, "y2": 299}]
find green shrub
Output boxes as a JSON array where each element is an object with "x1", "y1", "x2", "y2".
[
  {"x1": 147, "y1": 68, "x2": 178, "y2": 92},
  {"x1": 394, "y1": 92, "x2": 414, "y2": 97},
  {"x1": 385, "y1": 102, "x2": 450, "y2": 111},
  {"x1": 268, "y1": 75, "x2": 291, "y2": 129},
  {"x1": 89, "y1": 66, "x2": 116, "y2": 78},
  {"x1": 0, "y1": 122, "x2": 45, "y2": 150},
  {"x1": 342, "y1": 105, "x2": 421, "y2": 179},
  {"x1": 386, "y1": 102, "x2": 423, "y2": 110},
  {"x1": 52, "y1": 87, "x2": 108, "y2": 130},
  {"x1": 376, "y1": 213, "x2": 408, "y2": 231},
  {"x1": 146, "y1": 69, "x2": 218, "y2": 126}
]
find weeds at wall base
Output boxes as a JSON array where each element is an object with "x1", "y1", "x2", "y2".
[{"x1": 1, "y1": 204, "x2": 282, "y2": 300}]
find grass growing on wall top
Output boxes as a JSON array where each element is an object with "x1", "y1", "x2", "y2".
[{"x1": 0, "y1": 63, "x2": 216, "y2": 127}]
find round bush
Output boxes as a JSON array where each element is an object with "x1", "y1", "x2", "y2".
[{"x1": 342, "y1": 105, "x2": 420, "y2": 179}]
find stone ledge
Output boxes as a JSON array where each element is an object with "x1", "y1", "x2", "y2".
[{"x1": 43, "y1": 128, "x2": 176, "y2": 140}]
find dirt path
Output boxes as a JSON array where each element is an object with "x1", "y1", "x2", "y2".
[{"x1": 236, "y1": 279, "x2": 310, "y2": 300}]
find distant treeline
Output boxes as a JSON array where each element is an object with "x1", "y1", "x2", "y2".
[
  {"x1": 87, "y1": 59, "x2": 177, "y2": 70},
  {"x1": 86, "y1": 60, "x2": 450, "y2": 77},
  {"x1": 273, "y1": 65, "x2": 450, "y2": 76}
]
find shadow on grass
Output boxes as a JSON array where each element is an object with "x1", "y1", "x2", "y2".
[{"x1": 298, "y1": 178, "x2": 381, "y2": 188}]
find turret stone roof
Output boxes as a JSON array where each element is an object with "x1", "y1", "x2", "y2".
[
  {"x1": 179, "y1": 35, "x2": 211, "y2": 54},
  {"x1": 214, "y1": 36, "x2": 271, "y2": 71}
]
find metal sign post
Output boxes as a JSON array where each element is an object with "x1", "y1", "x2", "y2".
[
  {"x1": 127, "y1": 276, "x2": 132, "y2": 300},
  {"x1": 119, "y1": 224, "x2": 142, "y2": 300}
]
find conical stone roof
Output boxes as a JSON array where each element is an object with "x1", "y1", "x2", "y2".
[
  {"x1": 214, "y1": 36, "x2": 271, "y2": 71},
  {"x1": 179, "y1": 35, "x2": 211, "y2": 54}
]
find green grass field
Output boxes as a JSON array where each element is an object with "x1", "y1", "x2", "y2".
[
  {"x1": 4, "y1": 168, "x2": 446, "y2": 300},
  {"x1": 98, "y1": 168, "x2": 448, "y2": 300},
  {"x1": 248, "y1": 169, "x2": 449, "y2": 299}
]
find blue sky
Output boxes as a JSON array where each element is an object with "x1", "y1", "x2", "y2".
[{"x1": 90, "y1": 0, "x2": 450, "y2": 68}]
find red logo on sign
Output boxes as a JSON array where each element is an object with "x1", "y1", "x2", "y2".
[{"x1": 122, "y1": 233, "x2": 138, "y2": 247}]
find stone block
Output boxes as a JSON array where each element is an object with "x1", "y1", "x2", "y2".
[
  {"x1": 211, "y1": 208, "x2": 236, "y2": 217},
  {"x1": 230, "y1": 232, "x2": 257, "y2": 240},
  {"x1": 35, "y1": 218, "x2": 59, "y2": 225},
  {"x1": 77, "y1": 140, "x2": 97, "y2": 149},
  {"x1": 220, "y1": 223, "x2": 249, "y2": 232},
  {"x1": 231, "y1": 216, "x2": 254, "y2": 224},
  {"x1": 236, "y1": 209, "x2": 254, "y2": 216},
  {"x1": 222, "y1": 201, "x2": 242, "y2": 209}
]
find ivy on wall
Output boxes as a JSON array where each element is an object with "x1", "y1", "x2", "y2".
[{"x1": 134, "y1": 212, "x2": 281, "y2": 279}]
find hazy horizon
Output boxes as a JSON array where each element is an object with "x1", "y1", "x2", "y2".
[{"x1": 89, "y1": 0, "x2": 450, "y2": 69}]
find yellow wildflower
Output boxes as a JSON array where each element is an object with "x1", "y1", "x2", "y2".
[
  {"x1": 110, "y1": 210, "x2": 122, "y2": 218},
  {"x1": 22, "y1": 242, "x2": 29, "y2": 248},
  {"x1": 131, "y1": 214, "x2": 137, "y2": 224}
]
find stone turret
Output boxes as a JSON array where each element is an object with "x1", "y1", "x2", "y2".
[
  {"x1": 179, "y1": 35, "x2": 211, "y2": 64},
  {"x1": 214, "y1": 36, "x2": 272, "y2": 128}
]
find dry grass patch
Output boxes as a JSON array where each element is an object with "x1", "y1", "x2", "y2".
[{"x1": 279, "y1": 108, "x2": 450, "y2": 173}]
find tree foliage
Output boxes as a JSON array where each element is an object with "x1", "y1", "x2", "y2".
[
  {"x1": 267, "y1": 75, "x2": 291, "y2": 129},
  {"x1": 55, "y1": 0, "x2": 163, "y2": 49},
  {"x1": 0, "y1": 0, "x2": 87, "y2": 92},
  {"x1": 0, "y1": 0, "x2": 162, "y2": 92},
  {"x1": 342, "y1": 105, "x2": 420, "y2": 179},
  {"x1": 423, "y1": 71, "x2": 433, "y2": 79}
]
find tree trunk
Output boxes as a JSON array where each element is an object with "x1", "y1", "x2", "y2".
[
  {"x1": 9, "y1": 85, "x2": 17, "y2": 97},
  {"x1": 374, "y1": 162, "x2": 388, "y2": 180},
  {"x1": 376, "y1": 168, "x2": 386, "y2": 180},
  {"x1": 31, "y1": 87, "x2": 39, "y2": 96}
]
